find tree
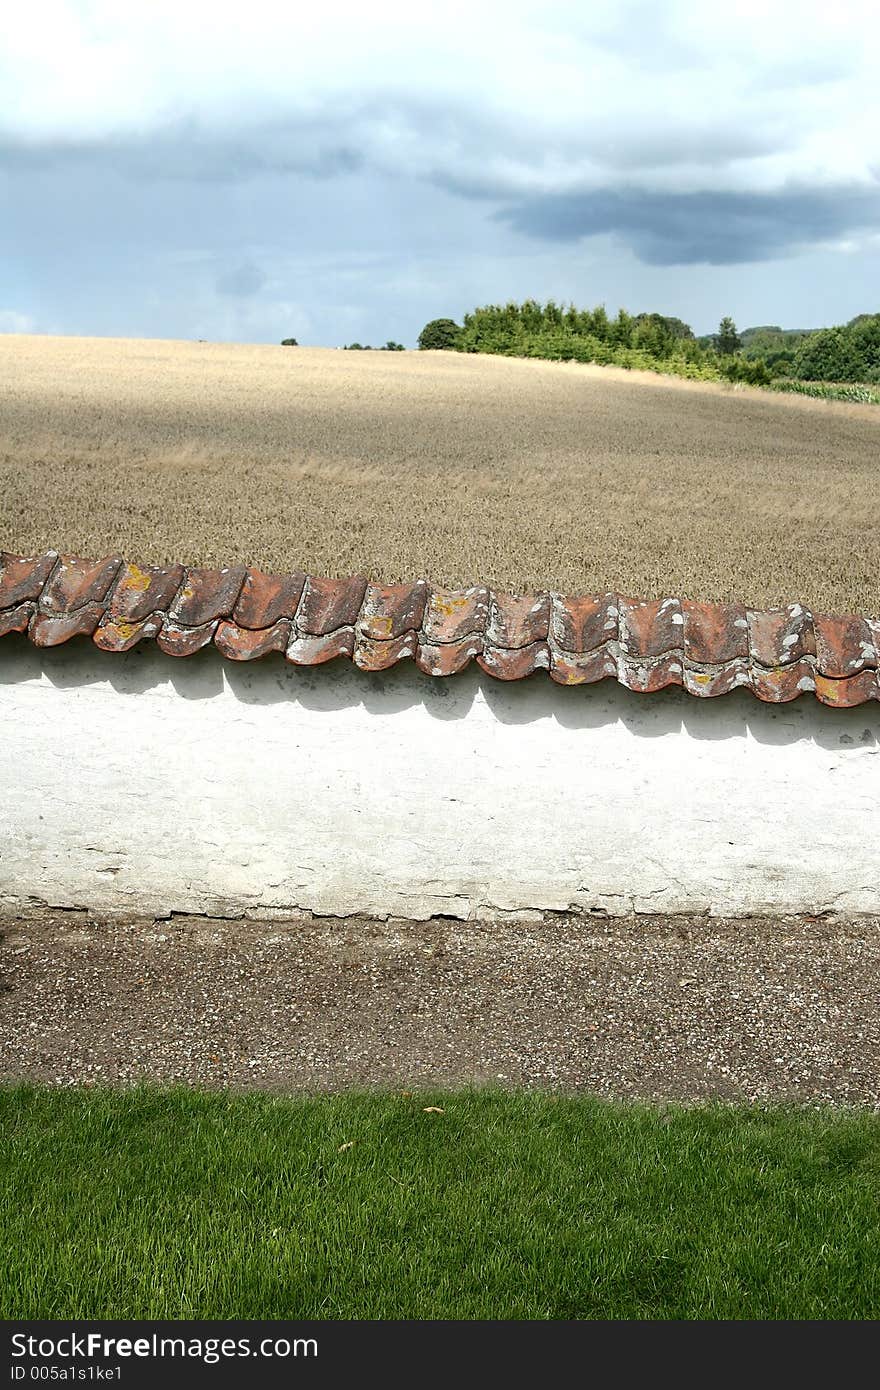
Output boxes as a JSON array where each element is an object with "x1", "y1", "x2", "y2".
[
  {"x1": 280, "y1": 337, "x2": 298, "y2": 346},
  {"x1": 418, "y1": 318, "x2": 462, "y2": 350},
  {"x1": 715, "y1": 317, "x2": 742, "y2": 355}
]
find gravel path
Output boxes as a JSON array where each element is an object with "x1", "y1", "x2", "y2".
[{"x1": 2, "y1": 909, "x2": 878, "y2": 1104}]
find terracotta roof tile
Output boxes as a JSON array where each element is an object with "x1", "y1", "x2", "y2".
[
  {"x1": 748, "y1": 605, "x2": 816, "y2": 667},
  {"x1": 1, "y1": 549, "x2": 877, "y2": 706},
  {"x1": 233, "y1": 568, "x2": 306, "y2": 629},
  {"x1": 0, "y1": 551, "x2": 58, "y2": 608},
  {"x1": 619, "y1": 596, "x2": 683, "y2": 658},
  {"x1": 422, "y1": 587, "x2": 489, "y2": 643},
  {"x1": 215, "y1": 618, "x2": 291, "y2": 661},
  {"x1": 478, "y1": 640, "x2": 550, "y2": 680},
  {"x1": 415, "y1": 636, "x2": 483, "y2": 676},
  {"x1": 169, "y1": 566, "x2": 247, "y2": 627},
  {"x1": 296, "y1": 576, "x2": 367, "y2": 635},
  {"x1": 550, "y1": 593, "x2": 618, "y2": 652},
  {"x1": 487, "y1": 592, "x2": 551, "y2": 648},
  {"x1": 682, "y1": 599, "x2": 749, "y2": 664}
]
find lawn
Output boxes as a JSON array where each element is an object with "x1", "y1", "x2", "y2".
[{"x1": 2, "y1": 1086, "x2": 878, "y2": 1320}]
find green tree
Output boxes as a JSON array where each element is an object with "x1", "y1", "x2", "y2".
[
  {"x1": 280, "y1": 337, "x2": 298, "y2": 346},
  {"x1": 418, "y1": 318, "x2": 463, "y2": 350},
  {"x1": 716, "y1": 317, "x2": 742, "y2": 355}
]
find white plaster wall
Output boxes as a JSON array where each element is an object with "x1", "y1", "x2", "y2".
[{"x1": 0, "y1": 635, "x2": 878, "y2": 920}]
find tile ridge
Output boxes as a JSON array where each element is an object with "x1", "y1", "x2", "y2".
[{"x1": 1, "y1": 550, "x2": 878, "y2": 707}]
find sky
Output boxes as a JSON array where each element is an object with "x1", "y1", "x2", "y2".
[{"x1": 1, "y1": 1, "x2": 878, "y2": 345}]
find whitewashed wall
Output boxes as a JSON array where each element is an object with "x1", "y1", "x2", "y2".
[{"x1": 1, "y1": 635, "x2": 878, "y2": 920}]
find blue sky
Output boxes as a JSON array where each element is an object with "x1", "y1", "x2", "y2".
[{"x1": 1, "y1": 1, "x2": 878, "y2": 345}]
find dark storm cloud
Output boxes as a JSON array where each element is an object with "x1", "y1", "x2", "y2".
[{"x1": 495, "y1": 184, "x2": 880, "y2": 265}]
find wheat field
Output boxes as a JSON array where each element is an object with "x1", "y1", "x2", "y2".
[{"x1": 1, "y1": 333, "x2": 878, "y2": 612}]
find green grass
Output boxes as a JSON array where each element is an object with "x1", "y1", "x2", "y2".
[
  {"x1": 770, "y1": 379, "x2": 880, "y2": 404},
  {"x1": 2, "y1": 1086, "x2": 879, "y2": 1319}
]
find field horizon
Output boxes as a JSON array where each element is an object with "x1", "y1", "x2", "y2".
[{"x1": 2, "y1": 332, "x2": 878, "y2": 613}]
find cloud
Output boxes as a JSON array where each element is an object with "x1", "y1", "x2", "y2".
[
  {"x1": 495, "y1": 184, "x2": 880, "y2": 266},
  {"x1": 216, "y1": 262, "x2": 267, "y2": 297}
]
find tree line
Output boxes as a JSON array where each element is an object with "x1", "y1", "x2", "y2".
[{"x1": 416, "y1": 304, "x2": 880, "y2": 386}]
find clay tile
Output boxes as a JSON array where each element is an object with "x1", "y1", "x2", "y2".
[
  {"x1": 814, "y1": 670, "x2": 879, "y2": 708},
  {"x1": 296, "y1": 576, "x2": 367, "y2": 636},
  {"x1": 30, "y1": 605, "x2": 107, "y2": 647},
  {"x1": 748, "y1": 660, "x2": 814, "y2": 703},
  {"x1": 170, "y1": 566, "x2": 246, "y2": 627},
  {"x1": 550, "y1": 594, "x2": 617, "y2": 653},
  {"x1": 422, "y1": 587, "x2": 489, "y2": 644},
  {"x1": 748, "y1": 605, "x2": 815, "y2": 667},
  {"x1": 94, "y1": 614, "x2": 164, "y2": 653},
  {"x1": 157, "y1": 619, "x2": 218, "y2": 657},
  {"x1": 359, "y1": 581, "x2": 427, "y2": 641},
  {"x1": 0, "y1": 551, "x2": 58, "y2": 609},
  {"x1": 813, "y1": 613, "x2": 876, "y2": 678},
  {"x1": 286, "y1": 627, "x2": 355, "y2": 665},
  {"x1": 683, "y1": 662, "x2": 748, "y2": 698},
  {"x1": 0, "y1": 603, "x2": 35, "y2": 637},
  {"x1": 108, "y1": 562, "x2": 186, "y2": 623},
  {"x1": 549, "y1": 648, "x2": 617, "y2": 686},
  {"x1": 415, "y1": 635, "x2": 482, "y2": 676},
  {"x1": 354, "y1": 631, "x2": 418, "y2": 671},
  {"x1": 486, "y1": 592, "x2": 551, "y2": 648},
  {"x1": 619, "y1": 597, "x2": 683, "y2": 658},
  {"x1": 40, "y1": 554, "x2": 122, "y2": 615},
  {"x1": 478, "y1": 640, "x2": 550, "y2": 680},
  {"x1": 233, "y1": 568, "x2": 306, "y2": 629},
  {"x1": 618, "y1": 653, "x2": 684, "y2": 693},
  {"x1": 682, "y1": 600, "x2": 749, "y2": 665},
  {"x1": 215, "y1": 618, "x2": 291, "y2": 661}
]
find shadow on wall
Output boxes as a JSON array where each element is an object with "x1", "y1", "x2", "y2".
[{"x1": 0, "y1": 633, "x2": 877, "y2": 752}]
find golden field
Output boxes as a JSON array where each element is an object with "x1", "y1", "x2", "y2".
[{"x1": 1, "y1": 333, "x2": 878, "y2": 612}]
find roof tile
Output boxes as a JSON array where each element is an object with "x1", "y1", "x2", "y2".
[
  {"x1": 286, "y1": 627, "x2": 355, "y2": 664},
  {"x1": 749, "y1": 605, "x2": 816, "y2": 668},
  {"x1": 478, "y1": 640, "x2": 550, "y2": 679},
  {"x1": 170, "y1": 566, "x2": 246, "y2": 627},
  {"x1": 354, "y1": 630, "x2": 418, "y2": 671},
  {"x1": 156, "y1": 619, "x2": 218, "y2": 657},
  {"x1": 549, "y1": 647, "x2": 617, "y2": 686},
  {"x1": 619, "y1": 597, "x2": 683, "y2": 658},
  {"x1": 813, "y1": 614, "x2": 877, "y2": 678},
  {"x1": 749, "y1": 661, "x2": 815, "y2": 703},
  {"x1": 233, "y1": 568, "x2": 306, "y2": 629},
  {"x1": 94, "y1": 614, "x2": 164, "y2": 653},
  {"x1": 415, "y1": 636, "x2": 483, "y2": 676},
  {"x1": 682, "y1": 600, "x2": 749, "y2": 664},
  {"x1": 296, "y1": 576, "x2": 367, "y2": 635},
  {"x1": 39, "y1": 554, "x2": 122, "y2": 615},
  {"x1": 215, "y1": 617, "x2": 291, "y2": 661},
  {"x1": 486, "y1": 592, "x2": 551, "y2": 648},
  {"x1": 358, "y1": 581, "x2": 427, "y2": 640},
  {"x1": 550, "y1": 594, "x2": 618, "y2": 653},
  {"x1": 814, "y1": 669, "x2": 879, "y2": 707},
  {"x1": 0, "y1": 552, "x2": 58, "y2": 609},
  {"x1": 0, "y1": 602, "x2": 35, "y2": 637},
  {"x1": 30, "y1": 604, "x2": 108, "y2": 647},
  {"x1": 422, "y1": 586, "x2": 489, "y2": 643},
  {"x1": 107, "y1": 562, "x2": 185, "y2": 622},
  {"x1": 619, "y1": 654, "x2": 684, "y2": 693},
  {"x1": 3, "y1": 547, "x2": 877, "y2": 706}
]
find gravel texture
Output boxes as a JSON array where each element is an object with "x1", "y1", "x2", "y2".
[
  {"x1": 2, "y1": 909, "x2": 878, "y2": 1104},
  {"x1": 2, "y1": 334, "x2": 878, "y2": 612}
]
